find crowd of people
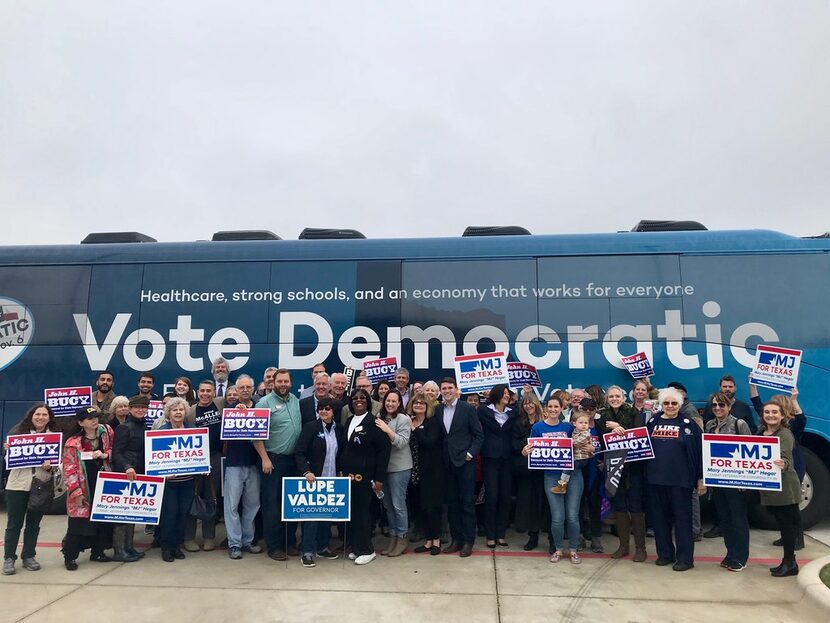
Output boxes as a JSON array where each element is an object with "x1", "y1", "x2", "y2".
[{"x1": 2, "y1": 361, "x2": 807, "y2": 579}]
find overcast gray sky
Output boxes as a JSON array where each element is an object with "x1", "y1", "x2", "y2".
[{"x1": 1, "y1": 2, "x2": 828, "y2": 245}]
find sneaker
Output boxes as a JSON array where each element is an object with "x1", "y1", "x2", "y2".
[
  {"x1": 268, "y1": 550, "x2": 287, "y2": 561},
  {"x1": 549, "y1": 551, "x2": 561, "y2": 563},
  {"x1": 302, "y1": 554, "x2": 316, "y2": 568},
  {"x1": 3, "y1": 558, "x2": 15, "y2": 575},
  {"x1": 590, "y1": 538, "x2": 604, "y2": 554},
  {"x1": 727, "y1": 562, "x2": 745, "y2": 572},
  {"x1": 550, "y1": 482, "x2": 568, "y2": 495},
  {"x1": 65, "y1": 559, "x2": 79, "y2": 571},
  {"x1": 229, "y1": 547, "x2": 242, "y2": 560},
  {"x1": 183, "y1": 540, "x2": 200, "y2": 552},
  {"x1": 570, "y1": 551, "x2": 581, "y2": 565},
  {"x1": 348, "y1": 552, "x2": 357, "y2": 560},
  {"x1": 355, "y1": 552, "x2": 376, "y2": 565},
  {"x1": 202, "y1": 539, "x2": 216, "y2": 552},
  {"x1": 21, "y1": 557, "x2": 41, "y2": 571},
  {"x1": 241, "y1": 544, "x2": 262, "y2": 554},
  {"x1": 719, "y1": 557, "x2": 730, "y2": 568},
  {"x1": 317, "y1": 549, "x2": 339, "y2": 560},
  {"x1": 672, "y1": 561, "x2": 694, "y2": 572}
]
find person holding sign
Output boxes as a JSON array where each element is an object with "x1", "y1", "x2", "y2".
[
  {"x1": 596, "y1": 386, "x2": 647, "y2": 562},
  {"x1": 294, "y1": 397, "x2": 346, "y2": 567},
  {"x1": 759, "y1": 402, "x2": 802, "y2": 578},
  {"x1": 749, "y1": 381, "x2": 807, "y2": 551},
  {"x1": 111, "y1": 394, "x2": 150, "y2": 561},
  {"x1": 156, "y1": 397, "x2": 197, "y2": 562},
  {"x1": 61, "y1": 406, "x2": 115, "y2": 570},
  {"x1": 645, "y1": 388, "x2": 705, "y2": 572},
  {"x1": 524, "y1": 396, "x2": 583, "y2": 564},
  {"x1": 3, "y1": 404, "x2": 60, "y2": 575},
  {"x1": 703, "y1": 392, "x2": 752, "y2": 572},
  {"x1": 512, "y1": 393, "x2": 547, "y2": 552}
]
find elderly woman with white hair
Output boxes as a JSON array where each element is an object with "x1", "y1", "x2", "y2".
[
  {"x1": 421, "y1": 381, "x2": 440, "y2": 407},
  {"x1": 156, "y1": 397, "x2": 197, "y2": 562},
  {"x1": 645, "y1": 387, "x2": 705, "y2": 572}
]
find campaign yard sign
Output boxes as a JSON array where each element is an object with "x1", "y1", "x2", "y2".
[
  {"x1": 4, "y1": 433, "x2": 62, "y2": 470},
  {"x1": 44, "y1": 386, "x2": 92, "y2": 417},
  {"x1": 363, "y1": 357, "x2": 398, "y2": 384},
  {"x1": 620, "y1": 352, "x2": 654, "y2": 379},
  {"x1": 749, "y1": 345, "x2": 802, "y2": 392},
  {"x1": 527, "y1": 437, "x2": 574, "y2": 470},
  {"x1": 281, "y1": 477, "x2": 351, "y2": 522},
  {"x1": 703, "y1": 434, "x2": 782, "y2": 491},
  {"x1": 144, "y1": 428, "x2": 211, "y2": 476},
  {"x1": 507, "y1": 362, "x2": 542, "y2": 389},
  {"x1": 220, "y1": 408, "x2": 270, "y2": 440},
  {"x1": 90, "y1": 472, "x2": 166, "y2": 524},
  {"x1": 144, "y1": 400, "x2": 165, "y2": 429},
  {"x1": 603, "y1": 427, "x2": 654, "y2": 462},
  {"x1": 454, "y1": 352, "x2": 509, "y2": 393}
]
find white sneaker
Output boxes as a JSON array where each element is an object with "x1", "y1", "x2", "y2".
[
  {"x1": 355, "y1": 552, "x2": 376, "y2": 565},
  {"x1": 348, "y1": 552, "x2": 357, "y2": 560}
]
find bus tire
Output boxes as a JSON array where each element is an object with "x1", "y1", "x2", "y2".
[{"x1": 748, "y1": 447, "x2": 829, "y2": 531}]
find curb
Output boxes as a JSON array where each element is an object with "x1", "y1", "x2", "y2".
[{"x1": 797, "y1": 554, "x2": 830, "y2": 614}]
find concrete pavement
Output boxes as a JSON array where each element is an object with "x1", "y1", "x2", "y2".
[{"x1": 1, "y1": 512, "x2": 828, "y2": 623}]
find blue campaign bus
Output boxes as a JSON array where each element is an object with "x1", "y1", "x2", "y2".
[{"x1": 0, "y1": 225, "x2": 828, "y2": 526}]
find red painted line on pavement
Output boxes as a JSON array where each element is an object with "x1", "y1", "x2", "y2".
[{"x1": 0, "y1": 540, "x2": 811, "y2": 566}]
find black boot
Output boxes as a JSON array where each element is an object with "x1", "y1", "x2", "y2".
[
  {"x1": 523, "y1": 532, "x2": 539, "y2": 551},
  {"x1": 770, "y1": 558, "x2": 798, "y2": 577}
]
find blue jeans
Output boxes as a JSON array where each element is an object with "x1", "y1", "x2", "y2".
[
  {"x1": 260, "y1": 453, "x2": 295, "y2": 554},
  {"x1": 302, "y1": 522, "x2": 331, "y2": 556},
  {"x1": 383, "y1": 469, "x2": 411, "y2": 537},
  {"x1": 224, "y1": 465, "x2": 261, "y2": 549},
  {"x1": 544, "y1": 469, "x2": 584, "y2": 552}
]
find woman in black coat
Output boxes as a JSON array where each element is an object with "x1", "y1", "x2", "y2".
[
  {"x1": 478, "y1": 384, "x2": 516, "y2": 548},
  {"x1": 512, "y1": 391, "x2": 547, "y2": 551},
  {"x1": 407, "y1": 390, "x2": 445, "y2": 555},
  {"x1": 340, "y1": 388, "x2": 391, "y2": 566},
  {"x1": 294, "y1": 397, "x2": 346, "y2": 567}
]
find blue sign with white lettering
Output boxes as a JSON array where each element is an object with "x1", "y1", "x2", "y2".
[{"x1": 281, "y1": 476, "x2": 351, "y2": 522}]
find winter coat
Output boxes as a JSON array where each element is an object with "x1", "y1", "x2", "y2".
[{"x1": 62, "y1": 424, "x2": 114, "y2": 519}]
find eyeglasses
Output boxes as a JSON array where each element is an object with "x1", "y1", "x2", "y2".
[
  {"x1": 712, "y1": 402, "x2": 727, "y2": 408},
  {"x1": 662, "y1": 401, "x2": 679, "y2": 406},
  {"x1": 352, "y1": 397, "x2": 367, "y2": 402},
  {"x1": 413, "y1": 401, "x2": 427, "y2": 406}
]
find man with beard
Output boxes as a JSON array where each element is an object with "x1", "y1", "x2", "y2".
[
  {"x1": 213, "y1": 358, "x2": 230, "y2": 399},
  {"x1": 136, "y1": 372, "x2": 159, "y2": 400},
  {"x1": 702, "y1": 375, "x2": 755, "y2": 429},
  {"x1": 256, "y1": 369, "x2": 302, "y2": 560},
  {"x1": 91, "y1": 371, "x2": 115, "y2": 415}
]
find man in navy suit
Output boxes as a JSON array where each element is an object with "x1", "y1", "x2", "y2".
[{"x1": 436, "y1": 377, "x2": 484, "y2": 557}]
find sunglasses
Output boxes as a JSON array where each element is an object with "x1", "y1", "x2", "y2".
[
  {"x1": 318, "y1": 406, "x2": 333, "y2": 411},
  {"x1": 712, "y1": 402, "x2": 727, "y2": 408},
  {"x1": 662, "y1": 401, "x2": 679, "y2": 406}
]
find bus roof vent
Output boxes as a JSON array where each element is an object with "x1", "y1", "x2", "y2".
[
  {"x1": 211, "y1": 230, "x2": 282, "y2": 241},
  {"x1": 298, "y1": 228, "x2": 366, "y2": 240},
  {"x1": 462, "y1": 226, "x2": 531, "y2": 237},
  {"x1": 81, "y1": 232, "x2": 157, "y2": 244},
  {"x1": 631, "y1": 220, "x2": 707, "y2": 232}
]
